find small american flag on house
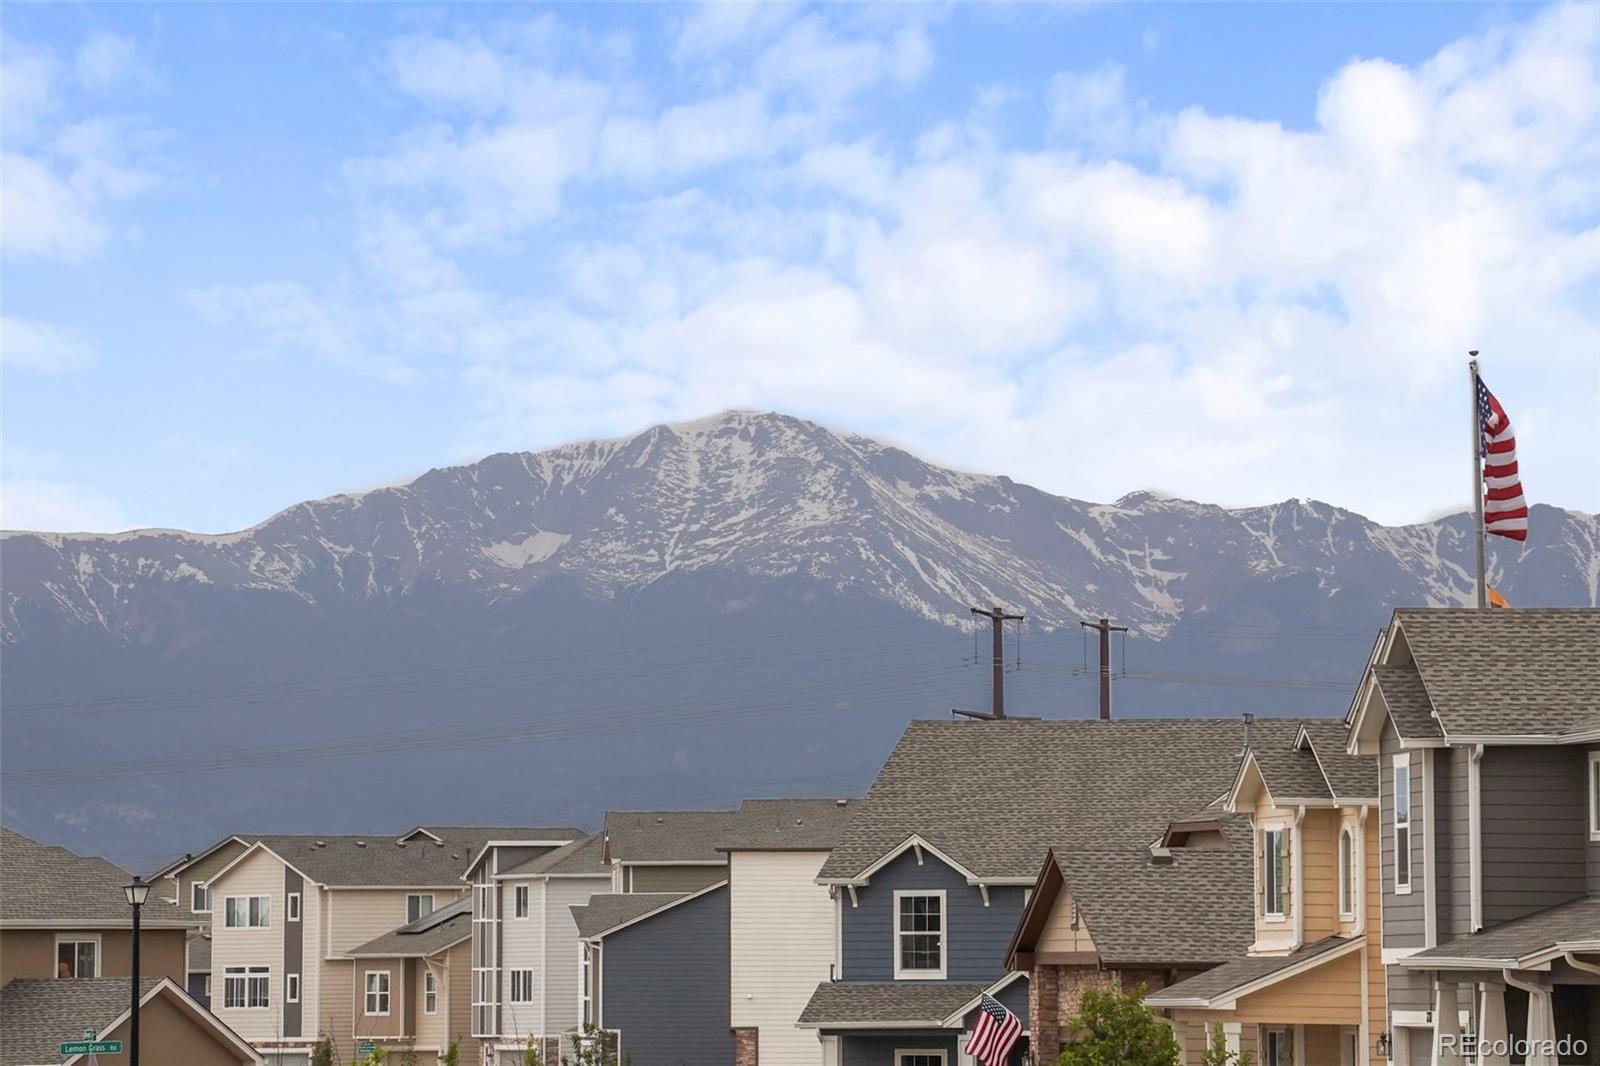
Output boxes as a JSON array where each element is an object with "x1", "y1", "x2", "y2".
[
  {"x1": 1476, "y1": 374, "x2": 1528, "y2": 541},
  {"x1": 965, "y1": 992, "x2": 1022, "y2": 1066}
]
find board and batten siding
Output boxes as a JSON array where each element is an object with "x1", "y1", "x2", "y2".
[
  {"x1": 209, "y1": 847, "x2": 288, "y2": 1043},
  {"x1": 600, "y1": 884, "x2": 733, "y2": 1066},
  {"x1": 1479, "y1": 744, "x2": 1589, "y2": 925},
  {"x1": 839, "y1": 850, "x2": 1026, "y2": 985},
  {"x1": 729, "y1": 850, "x2": 836, "y2": 1066}
]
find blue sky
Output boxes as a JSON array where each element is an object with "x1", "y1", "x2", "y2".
[{"x1": 3, "y1": 2, "x2": 1596, "y2": 533}]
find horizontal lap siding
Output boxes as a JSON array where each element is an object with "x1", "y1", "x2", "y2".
[
  {"x1": 1380, "y1": 725, "x2": 1425, "y2": 948},
  {"x1": 1589, "y1": 745, "x2": 1600, "y2": 894},
  {"x1": 210, "y1": 848, "x2": 287, "y2": 1043},
  {"x1": 838, "y1": 1033, "x2": 959, "y2": 1066},
  {"x1": 1447, "y1": 746, "x2": 1472, "y2": 939},
  {"x1": 730, "y1": 851, "x2": 835, "y2": 1066},
  {"x1": 1301, "y1": 810, "x2": 1338, "y2": 940},
  {"x1": 1231, "y1": 950, "x2": 1363, "y2": 1025},
  {"x1": 500, "y1": 880, "x2": 542, "y2": 1037},
  {"x1": 840, "y1": 850, "x2": 1026, "y2": 986},
  {"x1": 1479, "y1": 746, "x2": 1588, "y2": 925},
  {"x1": 545, "y1": 876, "x2": 609, "y2": 1055},
  {"x1": 602, "y1": 886, "x2": 733, "y2": 1066}
]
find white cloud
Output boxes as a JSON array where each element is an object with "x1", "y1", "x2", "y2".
[
  {"x1": 75, "y1": 32, "x2": 151, "y2": 92},
  {"x1": 189, "y1": 283, "x2": 418, "y2": 384},
  {"x1": 1, "y1": 478, "x2": 130, "y2": 532},
  {"x1": 0, "y1": 316, "x2": 97, "y2": 373}
]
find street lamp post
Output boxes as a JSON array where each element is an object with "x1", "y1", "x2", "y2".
[{"x1": 124, "y1": 876, "x2": 150, "y2": 1066}]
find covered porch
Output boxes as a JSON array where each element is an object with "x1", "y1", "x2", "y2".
[{"x1": 797, "y1": 976, "x2": 1030, "y2": 1066}]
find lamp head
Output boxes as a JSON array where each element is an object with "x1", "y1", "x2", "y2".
[{"x1": 124, "y1": 876, "x2": 151, "y2": 907}]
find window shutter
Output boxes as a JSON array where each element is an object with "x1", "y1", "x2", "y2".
[
  {"x1": 1280, "y1": 829, "x2": 1292, "y2": 918},
  {"x1": 1256, "y1": 829, "x2": 1266, "y2": 908}
]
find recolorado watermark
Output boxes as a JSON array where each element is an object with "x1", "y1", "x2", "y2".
[{"x1": 1439, "y1": 1033, "x2": 1589, "y2": 1058}]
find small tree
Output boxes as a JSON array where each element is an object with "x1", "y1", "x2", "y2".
[
  {"x1": 311, "y1": 1034, "x2": 335, "y2": 1066},
  {"x1": 1057, "y1": 984, "x2": 1180, "y2": 1066},
  {"x1": 561, "y1": 1024, "x2": 618, "y2": 1066},
  {"x1": 522, "y1": 1038, "x2": 546, "y2": 1066},
  {"x1": 1201, "y1": 1025, "x2": 1255, "y2": 1066},
  {"x1": 440, "y1": 1040, "x2": 460, "y2": 1066}
]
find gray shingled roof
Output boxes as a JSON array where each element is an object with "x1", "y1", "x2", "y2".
[
  {"x1": 798, "y1": 981, "x2": 986, "y2": 1026},
  {"x1": 1372, "y1": 664, "x2": 1445, "y2": 740},
  {"x1": 244, "y1": 826, "x2": 580, "y2": 887},
  {"x1": 1298, "y1": 720, "x2": 1378, "y2": 800},
  {"x1": 1407, "y1": 896, "x2": 1600, "y2": 965},
  {"x1": 1146, "y1": 935, "x2": 1359, "y2": 1005},
  {"x1": 1396, "y1": 608, "x2": 1600, "y2": 736},
  {"x1": 1, "y1": 828, "x2": 201, "y2": 930},
  {"x1": 602, "y1": 810, "x2": 740, "y2": 864},
  {"x1": 819, "y1": 717, "x2": 1317, "y2": 882},
  {"x1": 1053, "y1": 817, "x2": 1258, "y2": 967},
  {"x1": 570, "y1": 893, "x2": 691, "y2": 939},
  {"x1": 0, "y1": 977, "x2": 162, "y2": 1066},
  {"x1": 1249, "y1": 745, "x2": 1332, "y2": 802},
  {"x1": 189, "y1": 934, "x2": 211, "y2": 973},
  {"x1": 716, "y1": 798, "x2": 856, "y2": 851},
  {"x1": 347, "y1": 896, "x2": 472, "y2": 957},
  {"x1": 501, "y1": 834, "x2": 609, "y2": 879}
]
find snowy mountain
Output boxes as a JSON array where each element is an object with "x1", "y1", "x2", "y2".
[{"x1": 3, "y1": 410, "x2": 1596, "y2": 865}]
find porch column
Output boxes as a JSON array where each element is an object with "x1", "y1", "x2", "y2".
[
  {"x1": 1476, "y1": 982, "x2": 1509, "y2": 1066},
  {"x1": 1522, "y1": 980, "x2": 1557, "y2": 1066},
  {"x1": 1223, "y1": 1022, "x2": 1242, "y2": 1057},
  {"x1": 1432, "y1": 980, "x2": 1463, "y2": 1065}
]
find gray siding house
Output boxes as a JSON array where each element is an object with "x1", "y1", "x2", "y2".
[{"x1": 1346, "y1": 608, "x2": 1599, "y2": 1065}]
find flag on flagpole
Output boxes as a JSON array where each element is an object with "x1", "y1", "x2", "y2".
[
  {"x1": 1476, "y1": 374, "x2": 1527, "y2": 541},
  {"x1": 965, "y1": 992, "x2": 1023, "y2": 1066}
]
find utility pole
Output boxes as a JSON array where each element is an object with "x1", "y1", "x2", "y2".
[
  {"x1": 1079, "y1": 616, "x2": 1129, "y2": 720},
  {"x1": 966, "y1": 604, "x2": 1024, "y2": 719}
]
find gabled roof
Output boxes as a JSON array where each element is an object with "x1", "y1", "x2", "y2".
[
  {"x1": 148, "y1": 835, "x2": 252, "y2": 881},
  {"x1": 1370, "y1": 664, "x2": 1444, "y2": 740},
  {"x1": 1296, "y1": 720, "x2": 1377, "y2": 801},
  {"x1": 0, "y1": 977, "x2": 262, "y2": 1066},
  {"x1": 1394, "y1": 608, "x2": 1600, "y2": 738},
  {"x1": 1230, "y1": 721, "x2": 1377, "y2": 810},
  {"x1": 797, "y1": 981, "x2": 990, "y2": 1029},
  {"x1": 499, "y1": 834, "x2": 609, "y2": 879},
  {"x1": 347, "y1": 896, "x2": 472, "y2": 958},
  {"x1": 819, "y1": 717, "x2": 1320, "y2": 883},
  {"x1": 570, "y1": 881, "x2": 726, "y2": 940},
  {"x1": 208, "y1": 827, "x2": 579, "y2": 888},
  {"x1": 602, "y1": 810, "x2": 739, "y2": 864},
  {"x1": 1, "y1": 827, "x2": 201, "y2": 930},
  {"x1": 1145, "y1": 935, "x2": 1363, "y2": 1008},
  {"x1": 716, "y1": 798, "x2": 855, "y2": 852},
  {"x1": 1404, "y1": 896, "x2": 1600, "y2": 969}
]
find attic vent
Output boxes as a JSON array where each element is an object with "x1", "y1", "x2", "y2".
[
  {"x1": 655, "y1": 817, "x2": 665, "y2": 824},
  {"x1": 356, "y1": 841, "x2": 367, "y2": 848},
  {"x1": 397, "y1": 841, "x2": 407, "y2": 848},
  {"x1": 315, "y1": 841, "x2": 327, "y2": 848},
  {"x1": 835, "y1": 799, "x2": 848, "y2": 806},
  {"x1": 1149, "y1": 846, "x2": 1174, "y2": 866}
]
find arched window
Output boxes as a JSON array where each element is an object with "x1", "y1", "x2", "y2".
[{"x1": 1339, "y1": 827, "x2": 1356, "y2": 918}]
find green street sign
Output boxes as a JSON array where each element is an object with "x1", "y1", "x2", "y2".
[
  {"x1": 357, "y1": 1041, "x2": 376, "y2": 1054},
  {"x1": 59, "y1": 1040, "x2": 123, "y2": 1055}
]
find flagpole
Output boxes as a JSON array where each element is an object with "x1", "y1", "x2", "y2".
[{"x1": 1469, "y1": 353, "x2": 1487, "y2": 608}]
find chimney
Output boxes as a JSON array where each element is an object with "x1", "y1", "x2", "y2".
[{"x1": 1242, "y1": 713, "x2": 1256, "y2": 751}]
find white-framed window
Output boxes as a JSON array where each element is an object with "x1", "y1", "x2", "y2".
[
  {"x1": 895, "y1": 1051, "x2": 947, "y2": 1066},
  {"x1": 223, "y1": 966, "x2": 269, "y2": 1009},
  {"x1": 1393, "y1": 754, "x2": 1412, "y2": 894},
  {"x1": 892, "y1": 890, "x2": 946, "y2": 979},
  {"x1": 1262, "y1": 1028, "x2": 1290, "y2": 1066},
  {"x1": 407, "y1": 894, "x2": 435, "y2": 923},
  {"x1": 286, "y1": 892, "x2": 301, "y2": 922},
  {"x1": 1588, "y1": 750, "x2": 1600, "y2": 843},
  {"x1": 1260, "y1": 825, "x2": 1289, "y2": 919},
  {"x1": 191, "y1": 882, "x2": 211, "y2": 913},
  {"x1": 286, "y1": 973, "x2": 300, "y2": 1004},
  {"x1": 579, "y1": 944, "x2": 592, "y2": 1025},
  {"x1": 204, "y1": 974, "x2": 212, "y2": 998},
  {"x1": 1338, "y1": 826, "x2": 1357, "y2": 919},
  {"x1": 365, "y1": 970, "x2": 391, "y2": 1015},
  {"x1": 55, "y1": 935, "x2": 99, "y2": 978},
  {"x1": 510, "y1": 968, "x2": 535, "y2": 1003},
  {"x1": 224, "y1": 895, "x2": 270, "y2": 928},
  {"x1": 424, "y1": 971, "x2": 438, "y2": 1015},
  {"x1": 514, "y1": 884, "x2": 530, "y2": 919}
]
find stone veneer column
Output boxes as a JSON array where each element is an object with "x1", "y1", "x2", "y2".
[
  {"x1": 733, "y1": 1027, "x2": 759, "y2": 1066},
  {"x1": 1030, "y1": 964, "x2": 1061, "y2": 1060}
]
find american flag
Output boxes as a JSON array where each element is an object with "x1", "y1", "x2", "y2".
[
  {"x1": 1476, "y1": 374, "x2": 1527, "y2": 541},
  {"x1": 965, "y1": 992, "x2": 1023, "y2": 1066}
]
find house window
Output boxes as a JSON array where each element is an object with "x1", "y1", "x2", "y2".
[
  {"x1": 1338, "y1": 827, "x2": 1356, "y2": 918},
  {"x1": 1261, "y1": 826, "x2": 1289, "y2": 919},
  {"x1": 510, "y1": 968, "x2": 535, "y2": 1003},
  {"x1": 365, "y1": 971, "x2": 391, "y2": 1015},
  {"x1": 893, "y1": 891, "x2": 946, "y2": 979},
  {"x1": 896, "y1": 1052, "x2": 947, "y2": 1066},
  {"x1": 579, "y1": 945, "x2": 593, "y2": 1024},
  {"x1": 1262, "y1": 1028, "x2": 1291, "y2": 1066},
  {"x1": 514, "y1": 884, "x2": 530, "y2": 919},
  {"x1": 191, "y1": 882, "x2": 211, "y2": 913},
  {"x1": 1393, "y1": 755, "x2": 1412, "y2": 894},
  {"x1": 223, "y1": 966, "x2": 269, "y2": 1008},
  {"x1": 1588, "y1": 750, "x2": 1600, "y2": 842},
  {"x1": 55, "y1": 937, "x2": 98, "y2": 978},
  {"x1": 286, "y1": 973, "x2": 300, "y2": 1004},
  {"x1": 224, "y1": 895, "x2": 270, "y2": 928},
  {"x1": 407, "y1": 894, "x2": 435, "y2": 923},
  {"x1": 287, "y1": 892, "x2": 301, "y2": 922},
  {"x1": 424, "y1": 971, "x2": 438, "y2": 1015}
]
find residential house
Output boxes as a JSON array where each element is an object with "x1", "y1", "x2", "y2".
[
  {"x1": 150, "y1": 834, "x2": 252, "y2": 1006},
  {"x1": 1344, "y1": 608, "x2": 1599, "y2": 1065},
  {"x1": 205, "y1": 826, "x2": 579, "y2": 1066},
  {"x1": 343, "y1": 896, "x2": 475, "y2": 1065},
  {"x1": 0, "y1": 977, "x2": 263, "y2": 1066},
  {"x1": 1146, "y1": 719, "x2": 1388, "y2": 1066},
  {"x1": 721, "y1": 799, "x2": 856, "y2": 1066},
  {"x1": 1, "y1": 827, "x2": 201, "y2": 988},
  {"x1": 600, "y1": 809, "x2": 741, "y2": 892},
  {"x1": 466, "y1": 832, "x2": 610, "y2": 1064}
]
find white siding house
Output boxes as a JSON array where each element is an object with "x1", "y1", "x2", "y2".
[{"x1": 729, "y1": 849, "x2": 837, "y2": 1066}]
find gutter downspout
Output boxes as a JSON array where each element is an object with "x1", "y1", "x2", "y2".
[
  {"x1": 1469, "y1": 745, "x2": 1485, "y2": 932},
  {"x1": 1292, "y1": 806, "x2": 1306, "y2": 951},
  {"x1": 1357, "y1": 806, "x2": 1371, "y2": 1066},
  {"x1": 1566, "y1": 952, "x2": 1600, "y2": 978},
  {"x1": 1423, "y1": 749, "x2": 1437, "y2": 949}
]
